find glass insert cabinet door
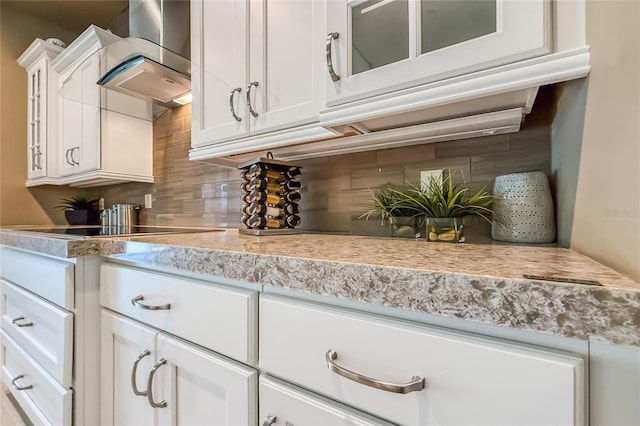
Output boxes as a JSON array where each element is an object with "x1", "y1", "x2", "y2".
[{"x1": 326, "y1": 0, "x2": 550, "y2": 105}]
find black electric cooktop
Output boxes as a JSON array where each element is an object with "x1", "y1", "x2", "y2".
[{"x1": 14, "y1": 226, "x2": 224, "y2": 238}]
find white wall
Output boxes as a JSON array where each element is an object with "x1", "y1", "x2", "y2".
[
  {"x1": 0, "y1": 2, "x2": 81, "y2": 225},
  {"x1": 570, "y1": 1, "x2": 640, "y2": 280}
]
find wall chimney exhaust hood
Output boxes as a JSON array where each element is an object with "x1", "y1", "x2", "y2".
[{"x1": 97, "y1": 0, "x2": 191, "y2": 108}]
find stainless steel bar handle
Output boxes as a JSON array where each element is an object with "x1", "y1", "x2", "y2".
[
  {"x1": 147, "y1": 358, "x2": 167, "y2": 408},
  {"x1": 11, "y1": 375, "x2": 33, "y2": 391},
  {"x1": 65, "y1": 148, "x2": 73, "y2": 166},
  {"x1": 131, "y1": 295, "x2": 171, "y2": 311},
  {"x1": 229, "y1": 87, "x2": 242, "y2": 122},
  {"x1": 262, "y1": 414, "x2": 277, "y2": 426},
  {"x1": 326, "y1": 32, "x2": 340, "y2": 82},
  {"x1": 131, "y1": 349, "x2": 151, "y2": 396},
  {"x1": 247, "y1": 81, "x2": 259, "y2": 118},
  {"x1": 11, "y1": 316, "x2": 34, "y2": 327},
  {"x1": 325, "y1": 350, "x2": 425, "y2": 394},
  {"x1": 71, "y1": 147, "x2": 80, "y2": 165}
]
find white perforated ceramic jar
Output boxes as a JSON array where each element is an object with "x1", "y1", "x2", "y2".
[{"x1": 491, "y1": 171, "x2": 556, "y2": 243}]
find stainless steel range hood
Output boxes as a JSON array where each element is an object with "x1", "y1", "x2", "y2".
[{"x1": 97, "y1": 0, "x2": 191, "y2": 108}]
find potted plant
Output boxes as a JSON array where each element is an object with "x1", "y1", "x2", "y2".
[
  {"x1": 57, "y1": 195, "x2": 100, "y2": 225},
  {"x1": 362, "y1": 172, "x2": 494, "y2": 242},
  {"x1": 361, "y1": 186, "x2": 426, "y2": 238}
]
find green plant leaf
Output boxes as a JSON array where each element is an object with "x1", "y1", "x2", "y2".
[
  {"x1": 360, "y1": 171, "x2": 495, "y2": 225},
  {"x1": 56, "y1": 195, "x2": 100, "y2": 211}
]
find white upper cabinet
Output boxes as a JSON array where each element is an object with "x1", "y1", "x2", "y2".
[
  {"x1": 17, "y1": 40, "x2": 65, "y2": 185},
  {"x1": 191, "y1": 0, "x2": 248, "y2": 146},
  {"x1": 49, "y1": 25, "x2": 154, "y2": 187},
  {"x1": 59, "y1": 52, "x2": 101, "y2": 176},
  {"x1": 189, "y1": 0, "x2": 589, "y2": 165},
  {"x1": 326, "y1": 0, "x2": 550, "y2": 105},
  {"x1": 191, "y1": 0, "x2": 327, "y2": 148}
]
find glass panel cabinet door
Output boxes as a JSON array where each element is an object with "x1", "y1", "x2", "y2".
[
  {"x1": 326, "y1": 0, "x2": 550, "y2": 106},
  {"x1": 351, "y1": 0, "x2": 410, "y2": 75},
  {"x1": 420, "y1": 0, "x2": 496, "y2": 54},
  {"x1": 27, "y1": 63, "x2": 46, "y2": 180}
]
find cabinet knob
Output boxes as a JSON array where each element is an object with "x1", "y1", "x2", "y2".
[
  {"x1": 326, "y1": 32, "x2": 340, "y2": 82},
  {"x1": 262, "y1": 414, "x2": 277, "y2": 426}
]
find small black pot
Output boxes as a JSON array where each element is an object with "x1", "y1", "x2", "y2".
[{"x1": 64, "y1": 209, "x2": 100, "y2": 225}]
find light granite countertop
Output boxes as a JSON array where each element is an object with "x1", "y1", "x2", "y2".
[{"x1": 1, "y1": 228, "x2": 639, "y2": 346}]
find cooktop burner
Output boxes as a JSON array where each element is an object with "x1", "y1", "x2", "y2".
[{"x1": 14, "y1": 226, "x2": 224, "y2": 238}]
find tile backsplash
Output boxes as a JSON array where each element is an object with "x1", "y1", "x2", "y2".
[{"x1": 98, "y1": 104, "x2": 551, "y2": 237}]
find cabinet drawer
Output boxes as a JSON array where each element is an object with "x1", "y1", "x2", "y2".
[
  {"x1": 1, "y1": 280, "x2": 73, "y2": 387},
  {"x1": 100, "y1": 264, "x2": 258, "y2": 364},
  {"x1": 0, "y1": 248, "x2": 74, "y2": 309},
  {"x1": 1, "y1": 330, "x2": 72, "y2": 426},
  {"x1": 260, "y1": 375, "x2": 395, "y2": 426},
  {"x1": 260, "y1": 296, "x2": 585, "y2": 426}
]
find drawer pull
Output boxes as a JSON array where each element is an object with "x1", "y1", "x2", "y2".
[
  {"x1": 131, "y1": 349, "x2": 151, "y2": 396},
  {"x1": 11, "y1": 375, "x2": 33, "y2": 391},
  {"x1": 131, "y1": 295, "x2": 171, "y2": 311},
  {"x1": 11, "y1": 316, "x2": 34, "y2": 327},
  {"x1": 262, "y1": 414, "x2": 277, "y2": 426},
  {"x1": 326, "y1": 350, "x2": 425, "y2": 394},
  {"x1": 147, "y1": 358, "x2": 167, "y2": 408}
]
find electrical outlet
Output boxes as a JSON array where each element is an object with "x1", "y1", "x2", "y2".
[
  {"x1": 144, "y1": 193, "x2": 153, "y2": 209},
  {"x1": 98, "y1": 198, "x2": 105, "y2": 210},
  {"x1": 420, "y1": 169, "x2": 443, "y2": 188}
]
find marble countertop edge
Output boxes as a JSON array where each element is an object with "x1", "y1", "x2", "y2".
[{"x1": 2, "y1": 228, "x2": 639, "y2": 347}]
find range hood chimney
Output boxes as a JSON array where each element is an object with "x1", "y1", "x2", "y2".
[{"x1": 97, "y1": 0, "x2": 191, "y2": 108}]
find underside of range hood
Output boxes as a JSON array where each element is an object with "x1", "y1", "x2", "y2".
[{"x1": 98, "y1": 53, "x2": 190, "y2": 105}]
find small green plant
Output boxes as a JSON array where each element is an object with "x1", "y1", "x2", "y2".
[
  {"x1": 56, "y1": 195, "x2": 99, "y2": 211},
  {"x1": 360, "y1": 186, "x2": 422, "y2": 224},
  {"x1": 361, "y1": 171, "x2": 494, "y2": 223}
]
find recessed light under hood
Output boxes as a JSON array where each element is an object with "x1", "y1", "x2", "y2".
[{"x1": 97, "y1": 37, "x2": 190, "y2": 108}]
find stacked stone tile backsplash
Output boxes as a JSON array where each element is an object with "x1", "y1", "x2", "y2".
[{"x1": 98, "y1": 103, "x2": 551, "y2": 237}]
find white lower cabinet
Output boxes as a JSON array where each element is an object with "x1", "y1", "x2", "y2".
[
  {"x1": 100, "y1": 262, "x2": 261, "y2": 425},
  {"x1": 100, "y1": 263, "x2": 257, "y2": 365},
  {"x1": 101, "y1": 310, "x2": 156, "y2": 426},
  {"x1": 0, "y1": 247, "x2": 84, "y2": 426},
  {"x1": 1, "y1": 280, "x2": 73, "y2": 387},
  {"x1": 260, "y1": 295, "x2": 585, "y2": 426},
  {"x1": 101, "y1": 284, "x2": 258, "y2": 426},
  {"x1": 1, "y1": 330, "x2": 72, "y2": 425},
  {"x1": 259, "y1": 375, "x2": 394, "y2": 426}
]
